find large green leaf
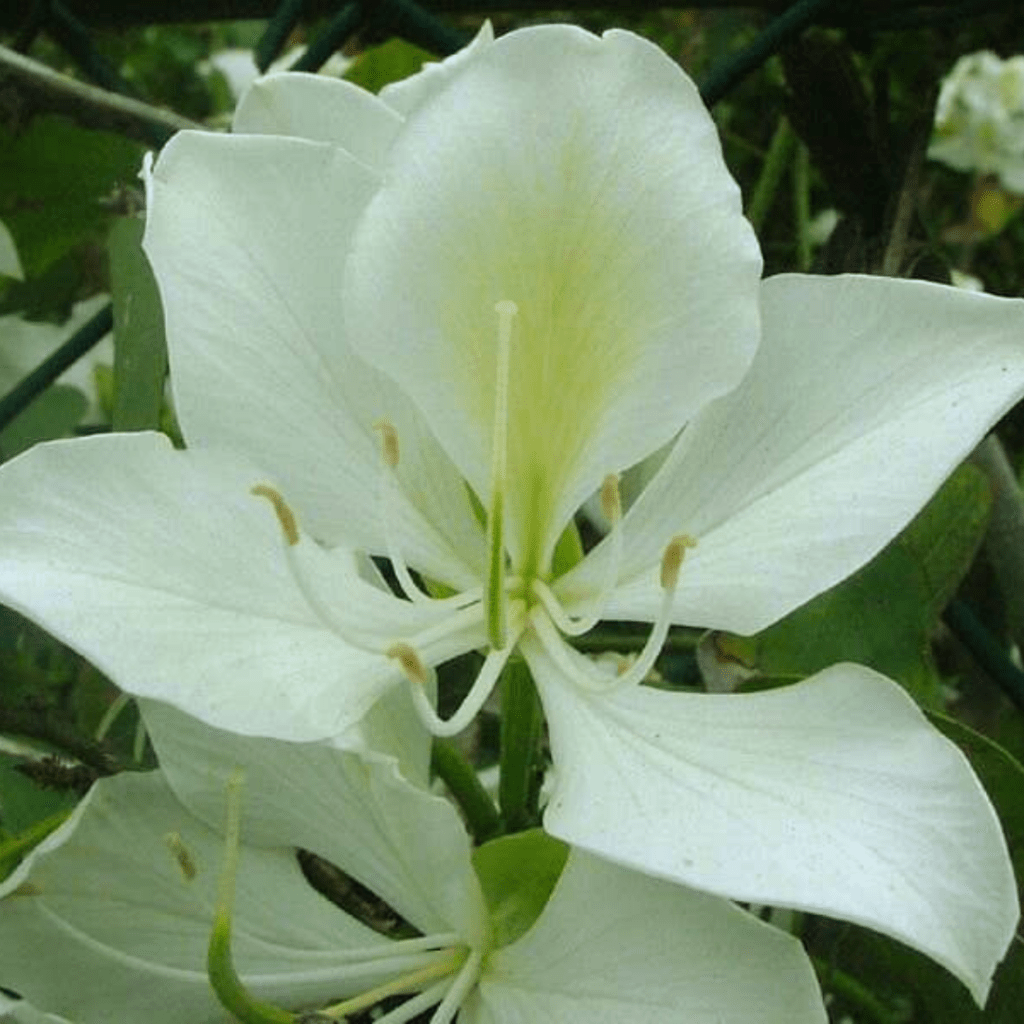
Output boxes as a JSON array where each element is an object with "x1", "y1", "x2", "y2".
[
  {"x1": 706, "y1": 464, "x2": 992, "y2": 708},
  {"x1": 0, "y1": 117, "x2": 143, "y2": 278}
]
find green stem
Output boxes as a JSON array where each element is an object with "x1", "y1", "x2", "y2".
[
  {"x1": 499, "y1": 659, "x2": 544, "y2": 832},
  {"x1": 812, "y1": 957, "x2": 904, "y2": 1024},
  {"x1": 793, "y1": 139, "x2": 812, "y2": 271},
  {"x1": 431, "y1": 740, "x2": 501, "y2": 844},
  {"x1": 747, "y1": 115, "x2": 795, "y2": 235}
]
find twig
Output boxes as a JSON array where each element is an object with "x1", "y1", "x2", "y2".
[{"x1": 0, "y1": 43, "x2": 202, "y2": 147}]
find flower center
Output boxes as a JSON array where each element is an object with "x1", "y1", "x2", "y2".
[{"x1": 252, "y1": 293, "x2": 697, "y2": 732}]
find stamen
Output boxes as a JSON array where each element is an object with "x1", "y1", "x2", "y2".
[
  {"x1": 207, "y1": 769, "x2": 294, "y2": 1024},
  {"x1": 485, "y1": 300, "x2": 517, "y2": 650},
  {"x1": 532, "y1": 534, "x2": 697, "y2": 694},
  {"x1": 428, "y1": 948, "x2": 483, "y2": 1024},
  {"x1": 369, "y1": 979, "x2": 453, "y2": 1024},
  {"x1": 320, "y1": 947, "x2": 468, "y2": 1018},
  {"x1": 402, "y1": 620, "x2": 524, "y2": 737},
  {"x1": 252, "y1": 484, "x2": 299, "y2": 546},
  {"x1": 374, "y1": 418, "x2": 400, "y2": 469},
  {"x1": 530, "y1": 473, "x2": 624, "y2": 637},
  {"x1": 373, "y1": 419, "x2": 434, "y2": 604},
  {"x1": 387, "y1": 641, "x2": 431, "y2": 688},
  {"x1": 164, "y1": 831, "x2": 196, "y2": 881},
  {"x1": 661, "y1": 533, "x2": 696, "y2": 589}
]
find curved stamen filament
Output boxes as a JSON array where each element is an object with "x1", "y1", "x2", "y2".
[
  {"x1": 530, "y1": 474, "x2": 623, "y2": 637},
  {"x1": 254, "y1": 484, "x2": 484, "y2": 662},
  {"x1": 533, "y1": 534, "x2": 696, "y2": 694},
  {"x1": 392, "y1": 618, "x2": 524, "y2": 737},
  {"x1": 428, "y1": 948, "x2": 483, "y2": 1024},
  {"x1": 373, "y1": 420, "x2": 435, "y2": 604},
  {"x1": 485, "y1": 300, "x2": 517, "y2": 650},
  {"x1": 370, "y1": 978, "x2": 453, "y2": 1024}
]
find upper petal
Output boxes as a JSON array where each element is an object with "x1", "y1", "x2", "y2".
[
  {"x1": 143, "y1": 129, "x2": 484, "y2": 585},
  {"x1": 574, "y1": 273, "x2": 1024, "y2": 633},
  {"x1": 0, "y1": 432, "x2": 470, "y2": 741},
  {"x1": 528, "y1": 648, "x2": 1018, "y2": 1005},
  {"x1": 467, "y1": 850, "x2": 826, "y2": 1024},
  {"x1": 233, "y1": 72, "x2": 404, "y2": 170},
  {"x1": 344, "y1": 26, "x2": 761, "y2": 568}
]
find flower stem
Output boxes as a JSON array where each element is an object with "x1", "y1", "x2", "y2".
[
  {"x1": 499, "y1": 659, "x2": 544, "y2": 832},
  {"x1": 430, "y1": 739, "x2": 501, "y2": 843},
  {"x1": 812, "y1": 957, "x2": 904, "y2": 1024},
  {"x1": 747, "y1": 115, "x2": 795, "y2": 235}
]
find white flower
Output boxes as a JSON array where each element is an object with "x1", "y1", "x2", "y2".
[
  {"x1": 929, "y1": 49, "x2": 1024, "y2": 192},
  {"x1": 0, "y1": 23, "x2": 1020, "y2": 1002},
  {"x1": 0, "y1": 698, "x2": 825, "y2": 1024}
]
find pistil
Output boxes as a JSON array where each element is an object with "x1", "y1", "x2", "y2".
[{"x1": 485, "y1": 300, "x2": 517, "y2": 650}]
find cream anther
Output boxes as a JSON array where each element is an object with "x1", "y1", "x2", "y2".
[
  {"x1": 661, "y1": 534, "x2": 697, "y2": 590},
  {"x1": 600, "y1": 473, "x2": 622, "y2": 525},
  {"x1": 251, "y1": 485, "x2": 299, "y2": 546},
  {"x1": 372, "y1": 419, "x2": 434, "y2": 604},
  {"x1": 386, "y1": 642, "x2": 430, "y2": 687},
  {"x1": 373, "y1": 419, "x2": 401, "y2": 469}
]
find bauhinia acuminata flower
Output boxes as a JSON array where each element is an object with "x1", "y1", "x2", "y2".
[
  {"x1": 0, "y1": 699, "x2": 827, "y2": 1024},
  {"x1": 0, "y1": 22, "x2": 1019, "y2": 1005}
]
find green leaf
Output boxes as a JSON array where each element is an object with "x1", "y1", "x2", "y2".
[
  {"x1": 472, "y1": 829, "x2": 568, "y2": 948},
  {"x1": 709, "y1": 463, "x2": 992, "y2": 707},
  {"x1": 0, "y1": 117, "x2": 143, "y2": 278},
  {"x1": 0, "y1": 753, "x2": 76, "y2": 836},
  {"x1": 344, "y1": 38, "x2": 434, "y2": 94},
  {"x1": 0, "y1": 384, "x2": 86, "y2": 459},
  {"x1": 109, "y1": 217, "x2": 168, "y2": 431}
]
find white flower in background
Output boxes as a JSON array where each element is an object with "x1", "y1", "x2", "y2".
[
  {"x1": 930, "y1": 49, "x2": 1024, "y2": 192},
  {"x1": 0, "y1": 699, "x2": 825, "y2": 1024},
  {"x1": 205, "y1": 46, "x2": 351, "y2": 102},
  {"x1": 0, "y1": 23, "x2": 1020, "y2": 1002}
]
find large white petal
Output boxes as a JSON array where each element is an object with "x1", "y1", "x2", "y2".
[
  {"x1": 582, "y1": 274, "x2": 1024, "y2": 633},
  {"x1": 466, "y1": 850, "x2": 825, "y2": 1024},
  {"x1": 142, "y1": 699, "x2": 488, "y2": 943},
  {"x1": 144, "y1": 129, "x2": 484, "y2": 585},
  {"x1": 528, "y1": 649, "x2": 1018, "y2": 1005},
  {"x1": 234, "y1": 72, "x2": 404, "y2": 170},
  {"x1": 0, "y1": 771, "x2": 401, "y2": 1023},
  {"x1": 0, "y1": 433, "x2": 469, "y2": 740},
  {"x1": 345, "y1": 26, "x2": 760, "y2": 569}
]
